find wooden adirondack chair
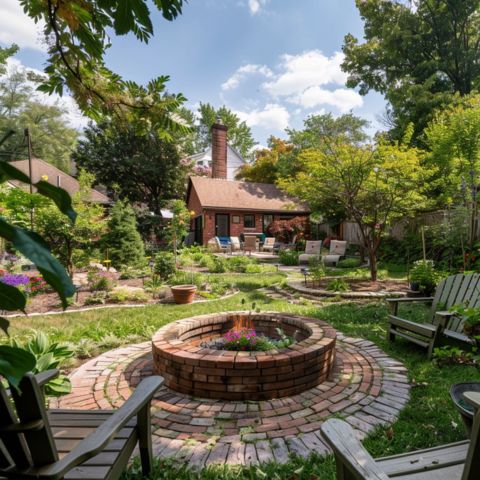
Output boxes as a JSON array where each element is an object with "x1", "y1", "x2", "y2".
[
  {"x1": 321, "y1": 390, "x2": 480, "y2": 480},
  {"x1": 0, "y1": 369, "x2": 162, "y2": 479},
  {"x1": 387, "y1": 273, "x2": 480, "y2": 358}
]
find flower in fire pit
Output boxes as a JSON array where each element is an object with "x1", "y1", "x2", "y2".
[{"x1": 223, "y1": 328, "x2": 258, "y2": 351}]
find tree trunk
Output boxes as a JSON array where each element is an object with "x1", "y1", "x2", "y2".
[{"x1": 369, "y1": 249, "x2": 378, "y2": 282}]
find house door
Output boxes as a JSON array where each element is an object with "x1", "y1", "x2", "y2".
[
  {"x1": 194, "y1": 216, "x2": 202, "y2": 244},
  {"x1": 215, "y1": 214, "x2": 230, "y2": 237},
  {"x1": 262, "y1": 214, "x2": 274, "y2": 233}
]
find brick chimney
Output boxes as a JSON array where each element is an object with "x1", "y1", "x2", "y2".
[{"x1": 211, "y1": 117, "x2": 228, "y2": 179}]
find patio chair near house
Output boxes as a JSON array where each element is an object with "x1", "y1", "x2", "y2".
[
  {"x1": 214, "y1": 236, "x2": 230, "y2": 253},
  {"x1": 299, "y1": 240, "x2": 322, "y2": 263},
  {"x1": 321, "y1": 390, "x2": 480, "y2": 480},
  {"x1": 262, "y1": 237, "x2": 276, "y2": 253},
  {"x1": 243, "y1": 235, "x2": 257, "y2": 254},
  {"x1": 322, "y1": 240, "x2": 347, "y2": 266},
  {"x1": 230, "y1": 236, "x2": 242, "y2": 251},
  {"x1": 388, "y1": 273, "x2": 480, "y2": 358},
  {"x1": 0, "y1": 369, "x2": 162, "y2": 479}
]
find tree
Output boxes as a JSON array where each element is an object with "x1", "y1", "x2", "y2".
[
  {"x1": 343, "y1": 0, "x2": 480, "y2": 144},
  {"x1": 0, "y1": 58, "x2": 77, "y2": 171},
  {"x1": 18, "y1": 1, "x2": 188, "y2": 136},
  {"x1": 195, "y1": 103, "x2": 256, "y2": 159},
  {"x1": 280, "y1": 136, "x2": 428, "y2": 281},
  {"x1": 424, "y1": 95, "x2": 480, "y2": 251},
  {"x1": 35, "y1": 170, "x2": 106, "y2": 274},
  {"x1": 236, "y1": 137, "x2": 292, "y2": 183},
  {"x1": 103, "y1": 200, "x2": 145, "y2": 268},
  {"x1": 73, "y1": 121, "x2": 190, "y2": 215},
  {"x1": 165, "y1": 200, "x2": 191, "y2": 262}
]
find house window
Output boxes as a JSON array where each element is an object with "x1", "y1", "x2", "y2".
[
  {"x1": 244, "y1": 214, "x2": 255, "y2": 228},
  {"x1": 262, "y1": 214, "x2": 274, "y2": 232}
]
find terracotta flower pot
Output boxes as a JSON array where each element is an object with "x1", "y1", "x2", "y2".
[{"x1": 171, "y1": 285, "x2": 197, "y2": 304}]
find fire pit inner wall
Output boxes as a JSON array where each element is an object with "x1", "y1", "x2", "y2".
[{"x1": 152, "y1": 312, "x2": 336, "y2": 400}]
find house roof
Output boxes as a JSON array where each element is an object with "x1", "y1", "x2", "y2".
[
  {"x1": 8, "y1": 158, "x2": 110, "y2": 204},
  {"x1": 188, "y1": 176, "x2": 310, "y2": 213}
]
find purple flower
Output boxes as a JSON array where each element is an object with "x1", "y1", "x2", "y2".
[{"x1": 0, "y1": 273, "x2": 31, "y2": 292}]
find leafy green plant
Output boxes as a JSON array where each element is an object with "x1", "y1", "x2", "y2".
[
  {"x1": 326, "y1": 278, "x2": 350, "y2": 292},
  {"x1": 308, "y1": 257, "x2": 326, "y2": 283},
  {"x1": 279, "y1": 249, "x2": 299, "y2": 266},
  {"x1": 154, "y1": 252, "x2": 176, "y2": 280},
  {"x1": 108, "y1": 288, "x2": 149, "y2": 303},
  {"x1": 11, "y1": 331, "x2": 74, "y2": 396},
  {"x1": 337, "y1": 257, "x2": 362, "y2": 268},
  {"x1": 208, "y1": 256, "x2": 227, "y2": 273},
  {"x1": 410, "y1": 260, "x2": 438, "y2": 295},
  {"x1": 84, "y1": 291, "x2": 107, "y2": 305},
  {"x1": 87, "y1": 268, "x2": 115, "y2": 291},
  {"x1": 450, "y1": 304, "x2": 480, "y2": 337}
]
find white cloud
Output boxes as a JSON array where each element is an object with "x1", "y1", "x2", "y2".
[
  {"x1": 3, "y1": 58, "x2": 88, "y2": 130},
  {"x1": 222, "y1": 64, "x2": 273, "y2": 91},
  {"x1": 291, "y1": 86, "x2": 363, "y2": 113},
  {"x1": 247, "y1": 0, "x2": 268, "y2": 15},
  {"x1": 259, "y1": 50, "x2": 363, "y2": 112},
  {"x1": 235, "y1": 103, "x2": 290, "y2": 131},
  {"x1": 0, "y1": 0, "x2": 45, "y2": 51}
]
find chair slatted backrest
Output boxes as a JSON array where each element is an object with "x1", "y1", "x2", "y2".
[
  {"x1": 264, "y1": 237, "x2": 275, "y2": 247},
  {"x1": 430, "y1": 274, "x2": 480, "y2": 332},
  {"x1": 0, "y1": 373, "x2": 58, "y2": 475},
  {"x1": 304, "y1": 241, "x2": 322, "y2": 255},
  {"x1": 329, "y1": 240, "x2": 347, "y2": 256},
  {"x1": 244, "y1": 236, "x2": 257, "y2": 251}
]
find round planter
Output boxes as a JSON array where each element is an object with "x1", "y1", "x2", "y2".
[
  {"x1": 409, "y1": 281, "x2": 420, "y2": 292},
  {"x1": 171, "y1": 285, "x2": 197, "y2": 304}
]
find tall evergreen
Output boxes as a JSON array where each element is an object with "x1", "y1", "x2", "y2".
[{"x1": 103, "y1": 200, "x2": 145, "y2": 268}]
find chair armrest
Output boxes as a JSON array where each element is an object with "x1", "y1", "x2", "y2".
[
  {"x1": 434, "y1": 311, "x2": 456, "y2": 328},
  {"x1": 41, "y1": 376, "x2": 163, "y2": 479},
  {"x1": 35, "y1": 369, "x2": 59, "y2": 388},
  {"x1": 321, "y1": 419, "x2": 389, "y2": 480},
  {"x1": 463, "y1": 391, "x2": 480, "y2": 410}
]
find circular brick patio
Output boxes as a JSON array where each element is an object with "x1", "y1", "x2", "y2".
[{"x1": 51, "y1": 330, "x2": 410, "y2": 469}]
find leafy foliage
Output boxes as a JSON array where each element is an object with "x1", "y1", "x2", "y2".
[
  {"x1": 154, "y1": 252, "x2": 177, "y2": 281},
  {"x1": 19, "y1": 0, "x2": 188, "y2": 136},
  {"x1": 74, "y1": 121, "x2": 190, "y2": 216},
  {"x1": 343, "y1": 0, "x2": 480, "y2": 143},
  {"x1": 11, "y1": 331, "x2": 74, "y2": 396},
  {"x1": 103, "y1": 200, "x2": 145, "y2": 268}
]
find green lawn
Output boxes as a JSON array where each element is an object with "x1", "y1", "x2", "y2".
[{"x1": 10, "y1": 272, "x2": 479, "y2": 479}]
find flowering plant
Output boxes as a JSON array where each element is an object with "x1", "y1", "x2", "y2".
[
  {"x1": 0, "y1": 273, "x2": 31, "y2": 293},
  {"x1": 223, "y1": 328, "x2": 258, "y2": 351},
  {"x1": 29, "y1": 276, "x2": 48, "y2": 296}
]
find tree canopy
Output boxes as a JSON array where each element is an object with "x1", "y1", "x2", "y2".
[
  {"x1": 73, "y1": 120, "x2": 190, "y2": 215},
  {"x1": 343, "y1": 0, "x2": 480, "y2": 144},
  {"x1": 0, "y1": 48, "x2": 77, "y2": 171},
  {"x1": 17, "y1": 0, "x2": 187, "y2": 136}
]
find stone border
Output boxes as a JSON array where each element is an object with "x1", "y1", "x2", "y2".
[
  {"x1": 51, "y1": 332, "x2": 410, "y2": 469},
  {"x1": 287, "y1": 279, "x2": 407, "y2": 299},
  {"x1": 152, "y1": 312, "x2": 336, "y2": 400}
]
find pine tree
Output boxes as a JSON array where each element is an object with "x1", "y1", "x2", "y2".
[{"x1": 103, "y1": 200, "x2": 145, "y2": 268}]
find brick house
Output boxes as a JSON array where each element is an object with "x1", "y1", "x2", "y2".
[{"x1": 186, "y1": 121, "x2": 310, "y2": 245}]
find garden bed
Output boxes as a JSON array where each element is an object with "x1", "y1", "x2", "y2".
[{"x1": 288, "y1": 277, "x2": 408, "y2": 298}]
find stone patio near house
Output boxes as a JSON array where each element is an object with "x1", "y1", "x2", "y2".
[{"x1": 51, "y1": 326, "x2": 410, "y2": 469}]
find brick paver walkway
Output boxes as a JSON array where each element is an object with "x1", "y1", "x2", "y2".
[{"x1": 51, "y1": 333, "x2": 409, "y2": 468}]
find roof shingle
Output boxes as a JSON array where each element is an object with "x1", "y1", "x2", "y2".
[{"x1": 189, "y1": 176, "x2": 309, "y2": 213}]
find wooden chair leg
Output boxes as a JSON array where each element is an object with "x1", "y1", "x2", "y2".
[
  {"x1": 388, "y1": 324, "x2": 396, "y2": 342},
  {"x1": 427, "y1": 323, "x2": 444, "y2": 360},
  {"x1": 137, "y1": 403, "x2": 153, "y2": 476}
]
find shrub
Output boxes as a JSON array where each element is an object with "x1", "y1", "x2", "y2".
[
  {"x1": 209, "y1": 256, "x2": 227, "y2": 273},
  {"x1": 11, "y1": 331, "x2": 74, "y2": 396},
  {"x1": 410, "y1": 260, "x2": 438, "y2": 294},
  {"x1": 226, "y1": 256, "x2": 255, "y2": 272},
  {"x1": 84, "y1": 291, "x2": 107, "y2": 305},
  {"x1": 326, "y1": 278, "x2": 350, "y2": 292},
  {"x1": 87, "y1": 269, "x2": 115, "y2": 291},
  {"x1": 28, "y1": 275, "x2": 48, "y2": 295},
  {"x1": 102, "y1": 199, "x2": 145, "y2": 268},
  {"x1": 244, "y1": 264, "x2": 263, "y2": 273},
  {"x1": 337, "y1": 258, "x2": 361, "y2": 268},
  {"x1": 108, "y1": 287, "x2": 149, "y2": 303},
  {"x1": 154, "y1": 252, "x2": 176, "y2": 280},
  {"x1": 279, "y1": 249, "x2": 299, "y2": 266},
  {"x1": 119, "y1": 266, "x2": 148, "y2": 279}
]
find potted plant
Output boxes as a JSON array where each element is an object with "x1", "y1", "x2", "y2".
[
  {"x1": 409, "y1": 260, "x2": 437, "y2": 295},
  {"x1": 450, "y1": 305, "x2": 480, "y2": 343},
  {"x1": 171, "y1": 256, "x2": 197, "y2": 304}
]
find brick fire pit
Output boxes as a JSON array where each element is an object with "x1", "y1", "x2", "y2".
[{"x1": 152, "y1": 312, "x2": 337, "y2": 400}]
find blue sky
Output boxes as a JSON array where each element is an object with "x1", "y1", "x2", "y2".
[{"x1": 0, "y1": 0, "x2": 386, "y2": 147}]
